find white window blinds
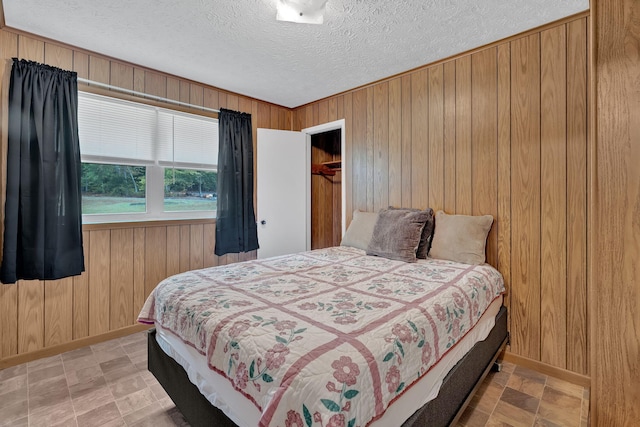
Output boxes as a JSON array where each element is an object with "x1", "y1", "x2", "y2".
[
  {"x1": 156, "y1": 110, "x2": 219, "y2": 170},
  {"x1": 78, "y1": 91, "x2": 218, "y2": 169}
]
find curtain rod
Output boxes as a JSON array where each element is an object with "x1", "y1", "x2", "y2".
[{"x1": 76, "y1": 77, "x2": 220, "y2": 114}]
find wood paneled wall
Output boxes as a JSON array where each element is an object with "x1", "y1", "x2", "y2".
[
  {"x1": 0, "y1": 27, "x2": 291, "y2": 364},
  {"x1": 0, "y1": 15, "x2": 594, "y2": 381},
  {"x1": 591, "y1": 0, "x2": 640, "y2": 424},
  {"x1": 294, "y1": 16, "x2": 590, "y2": 376}
]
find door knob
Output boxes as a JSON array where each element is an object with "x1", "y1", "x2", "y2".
[{"x1": 260, "y1": 220, "x2": 266, "y2": 225}]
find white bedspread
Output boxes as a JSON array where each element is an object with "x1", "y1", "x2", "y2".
[{"x1": 139, "y1": 246, "x2": 505, "y2": 427}]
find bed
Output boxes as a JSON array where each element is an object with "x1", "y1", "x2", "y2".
[{"x1": 139, "y1": 239, "x2": 507, "y2": 427}]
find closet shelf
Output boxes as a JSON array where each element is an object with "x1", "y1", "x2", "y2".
[
  {"x1": 311, "y1": 160, "x2": 341, "y2": 176},
  {"x1": 321, "y1": 160, "x2": 341, "y2": 170}
]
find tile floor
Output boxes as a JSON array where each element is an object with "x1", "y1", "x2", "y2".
[
  {"x1": 0, "y1": 331, "x2": 589, "y2": 427},
  {"x1": 457, "y1": 360, "x2": 590, "y2": 427}
]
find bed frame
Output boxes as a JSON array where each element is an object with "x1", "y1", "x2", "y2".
[{"x1": 147, "y1": 306, "x2": 508, "y2": 427}]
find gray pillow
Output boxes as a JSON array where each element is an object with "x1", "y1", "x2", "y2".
[
  {"x1": 388, "y1": 206, "x2": 435, "y2": 259},
  {"x1": 340, "y1": 210, "x2": 378, "y2": 251},
  {"x1": 366, "y1": 208, "x2": 431, "y2": 263},
  {"x1": 429, "y1": 211, "x2": 494, "y2": 265}
]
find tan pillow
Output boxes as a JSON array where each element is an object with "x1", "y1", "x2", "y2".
[
  {"x1": 429, "y1": 211, "x2": 494, "y2": 265},
  {"x1": 366, "y1": 208, "x2": 430, "y2": 263},
  {"x1": 340, "y1": 210, "x2": 378, "y2": 251}
]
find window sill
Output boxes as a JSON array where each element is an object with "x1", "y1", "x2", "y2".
[{"x1": 82, "y1": 217, "x2": 216, "y2": 231}]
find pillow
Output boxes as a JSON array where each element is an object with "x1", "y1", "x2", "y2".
[
  {"x1": 417, "y1": 208, "x2": 436, "y2": 259},
  {"x1": 366, "y1": 208, "x2": 431, "y2": 262},
  {"x1": 429, "y1": 211, "x2": 493, "y2": 265},
  {"x1": 388, "y1": 206, "x2": 435, "y2": 259},
  {"x1": 340, "y1": 210, "x2": 378, "y2": 251}
]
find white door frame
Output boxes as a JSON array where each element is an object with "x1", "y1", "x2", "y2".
[{"x1": 301, "y1": 119, "x2": 347, "y2": 237}]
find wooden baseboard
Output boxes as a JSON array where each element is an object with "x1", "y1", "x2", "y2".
[
  {"x1": 501, "y1": 350, "x2": 591, "y2": 388},
  {"x1": 0, "y1": 324, "x2": 152, "y2": 370}
]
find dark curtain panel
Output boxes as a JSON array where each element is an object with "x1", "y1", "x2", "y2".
[
  {"x1": 215, "y1": 108, "x2": 259, "y2": 256},
  {"x1": 1, "y1": 59, "x2": 84, "y2": 284}
]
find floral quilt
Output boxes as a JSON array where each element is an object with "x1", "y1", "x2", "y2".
[{"x1": 138, "y1": 246, "x2": 504, "y2": 427}]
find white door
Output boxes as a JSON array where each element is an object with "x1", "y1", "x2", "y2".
[{"x1": 257, "y1": 129, "x2": 310, "y2": 259}]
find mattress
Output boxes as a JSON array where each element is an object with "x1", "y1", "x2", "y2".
[
  {"x1": 138, "y1": 246, "x2": 505, "y2": 426},
  {"x1": 154, "y1": 296, "x2": 503, "y2": 427}
]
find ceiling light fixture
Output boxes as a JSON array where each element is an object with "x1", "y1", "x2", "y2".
[{"x1": 276, "y1": 0, "x2": 327, "y2": 24}]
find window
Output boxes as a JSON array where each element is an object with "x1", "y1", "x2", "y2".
[
  {"x1": 164, "y1": 168, "x2": 217, "y2": 212},
  {"x1": 82, "y1": 163, "x2": 146, "y2": 214},
  {"x1": 78, "y1": 92, "x2": 218, "y2": 223}
]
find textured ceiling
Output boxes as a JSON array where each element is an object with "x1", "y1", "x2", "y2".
[{"x1": 3, "y1": 0, "x2": 588, "y2": 108}]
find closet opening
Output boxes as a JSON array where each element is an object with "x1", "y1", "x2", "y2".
[{"x1": 310, "y1": 128, "x2": 342, "y2": 249}]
